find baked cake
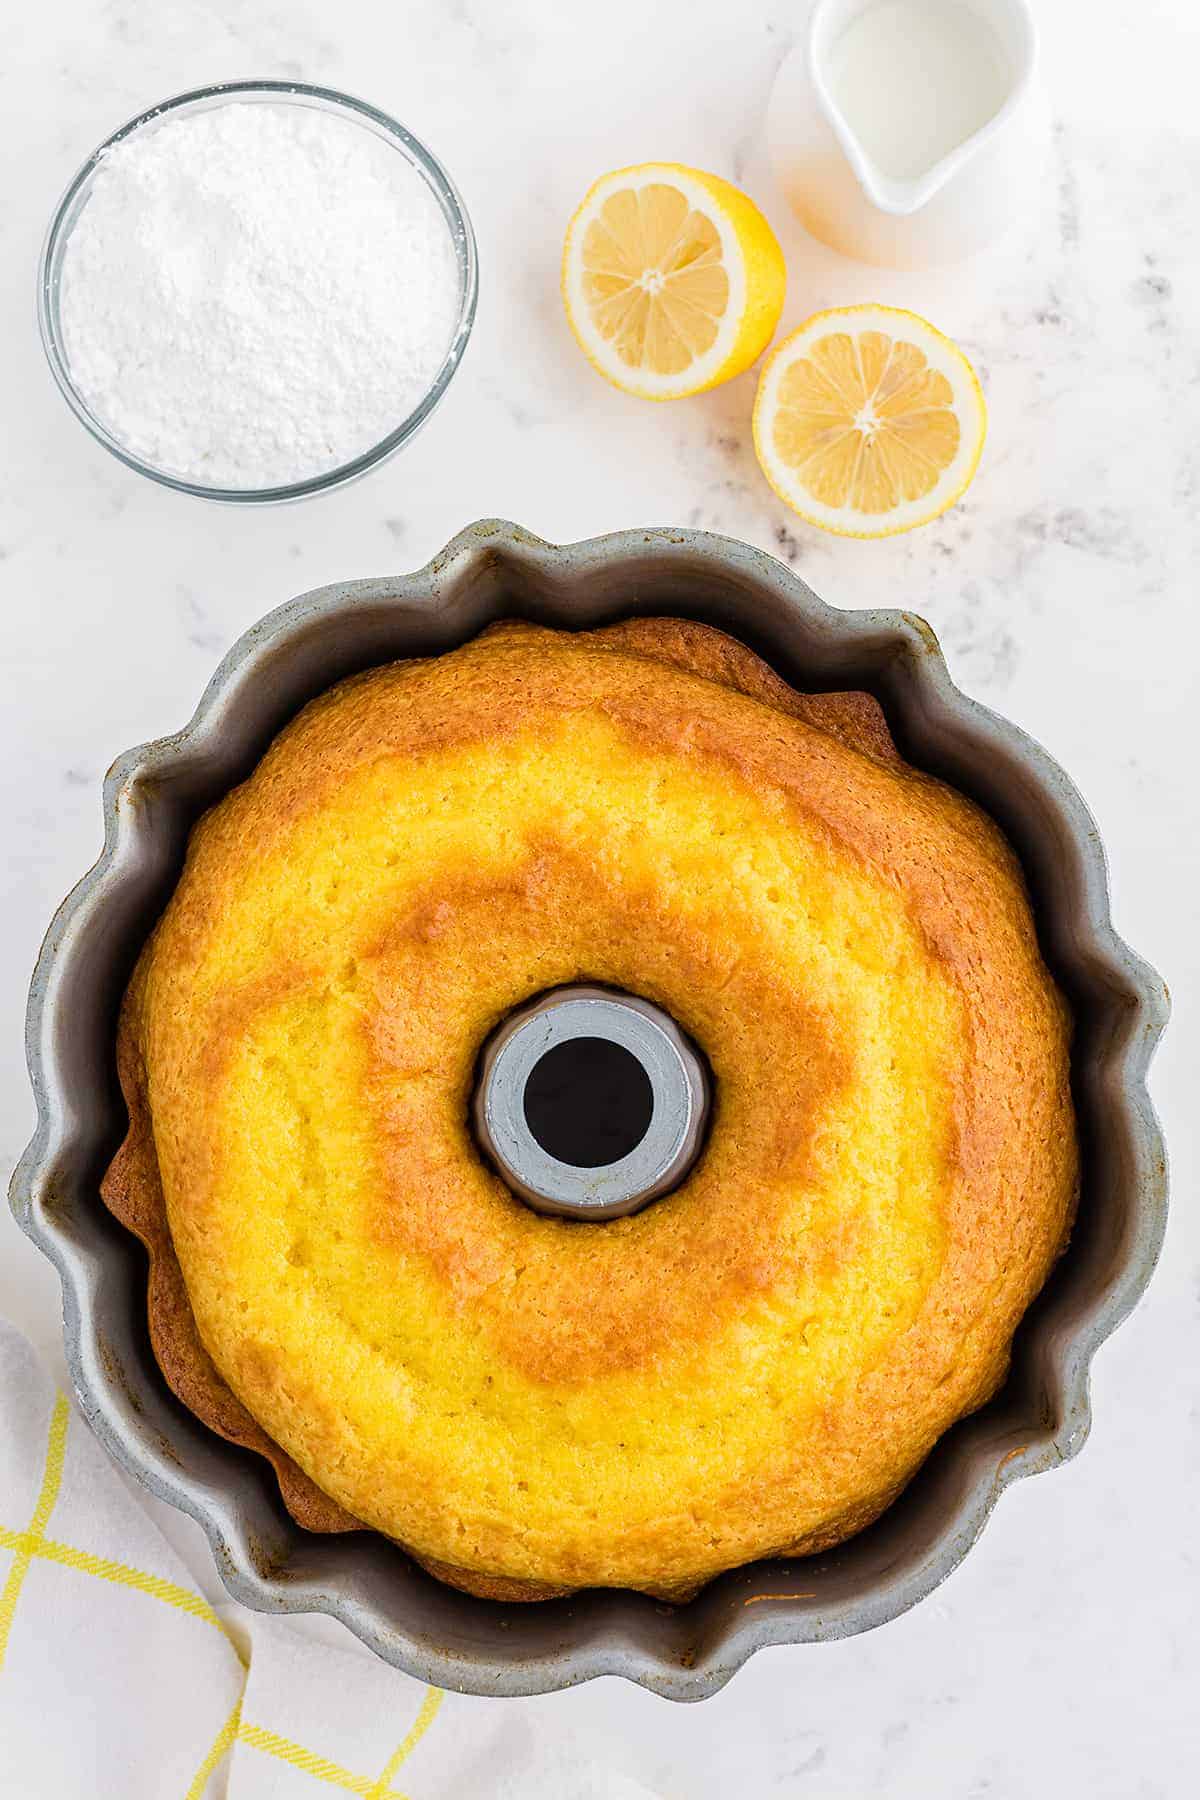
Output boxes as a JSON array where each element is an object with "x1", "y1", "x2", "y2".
[{"x1": 103, "y1": 619, "x2": 1076, "y2": 1599}]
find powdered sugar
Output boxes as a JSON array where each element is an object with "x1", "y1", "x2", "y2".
[{"x1": 60, "y1": 100, "x2": 462, "y2": 489}]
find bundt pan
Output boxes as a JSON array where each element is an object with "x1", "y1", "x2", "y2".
[{"x1": 11, "y1": 521, "x2": 1168, "y2": 1699}]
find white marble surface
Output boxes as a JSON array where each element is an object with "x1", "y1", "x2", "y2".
[{"x1": 2, "y1": 0, "x2": 1199, "y2": 1791}]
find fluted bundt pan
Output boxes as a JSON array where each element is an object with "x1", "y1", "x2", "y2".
[{"x1": 10, "y1": 521, "x2": 1168, "y2": 1698}]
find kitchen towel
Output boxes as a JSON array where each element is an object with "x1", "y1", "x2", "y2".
[{"x1": 0, "y1": 1319, "x2": 662, "y2": 1799}]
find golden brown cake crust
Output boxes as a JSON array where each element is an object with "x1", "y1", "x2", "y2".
[
  {"x1": 104, "y1": 973, "x2": 362, "y2": 1536},
  {"x1": 102, "y1": 617, "x2": 1077, "y2": 1599}
]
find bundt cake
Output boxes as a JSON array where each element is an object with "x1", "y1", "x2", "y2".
[{"x1": 102, "y1": 618, "x2": 1076, "y2": 1599}]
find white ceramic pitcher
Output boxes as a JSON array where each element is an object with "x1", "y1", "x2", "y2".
[{"x1": 768, "y1": 0, "x2": 1041, "y2": 267}]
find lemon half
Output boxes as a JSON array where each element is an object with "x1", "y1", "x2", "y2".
[
  {"x1": 753, "y1": 306, "x2": 987, "y2": 537},
  {"x1": 563, "y1": 163, "x2": 786, "y2": 401}
]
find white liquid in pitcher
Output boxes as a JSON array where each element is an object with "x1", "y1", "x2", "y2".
[{"x1": 826, "y1": 0, "x2": 1012, "y2": 183}]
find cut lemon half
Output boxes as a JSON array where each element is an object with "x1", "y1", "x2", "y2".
[
  {"x1": 563, "y1": 163, "x2": 786, "y2": 401},
  {"x1": 753, "y1": 306, "x2": 987, "y2": 537}
]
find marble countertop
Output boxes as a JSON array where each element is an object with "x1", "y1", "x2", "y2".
[{"x1": 2, "y1": 0, "x2": 1197, "y2": 1791}]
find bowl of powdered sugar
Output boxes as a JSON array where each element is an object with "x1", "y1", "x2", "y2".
[{"x1": 38, "y1": 80, "x2": 477, "y2": 501}]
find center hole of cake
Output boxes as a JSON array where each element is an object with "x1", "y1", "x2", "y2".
[{"x1": 522, "y1": 1036, "x2": 655, "y2": 1168}]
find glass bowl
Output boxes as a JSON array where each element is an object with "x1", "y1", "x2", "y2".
[{"x1": 37, "y1": 80, "x2": 479, "y2": 504}]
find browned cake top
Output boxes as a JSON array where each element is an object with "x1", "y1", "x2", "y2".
[{"x1": 105, "y1": 619, "x2": 1076, "y2": 1597}]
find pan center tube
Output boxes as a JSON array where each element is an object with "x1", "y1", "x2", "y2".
[{"x1": 472, "y1": 985, "x2": 710, "y2": 1220}]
